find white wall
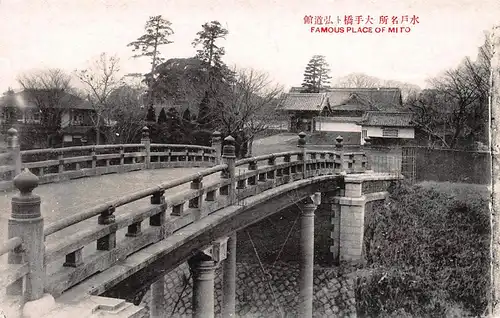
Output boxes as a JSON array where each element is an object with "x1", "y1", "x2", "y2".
[
  {"x1": 61, "y1": 111, "x2": 70, "y2": 128},
  {"x1": 315, "y1": 121, "x2": 361, "y2": 132},
  {"x1": 363, "y1": 126, "x2": 414, "y2": 139}
]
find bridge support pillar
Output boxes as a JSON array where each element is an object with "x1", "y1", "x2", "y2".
[
  {"x1": 298, "y1": 192, "x2": 321, "y2": 318},
  {"x1": 150, "y1": 275, "x2": 165, "y2": 318},
  {"x1": 222, "y1": 232, "x2": 237, "y2": 317},
  {"x1": 188, "y1": 251, "x2": 218, "y2": 318}
]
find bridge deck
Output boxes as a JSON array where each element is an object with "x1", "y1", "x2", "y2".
[{"x1": 0, "y1": 134, "x2": 299, "y2": 241}]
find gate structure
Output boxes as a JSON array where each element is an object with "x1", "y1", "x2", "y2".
[{"x1": 401, "y1": 146, "x2": 416, "y2": 184}]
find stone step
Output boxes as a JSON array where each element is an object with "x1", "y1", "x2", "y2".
[
  {"x1": 90, "y1": 296, "x2": 127, "y2": 313},
  {"x1": 93, "y1": 302, "x2": 146, "y2": 318}
]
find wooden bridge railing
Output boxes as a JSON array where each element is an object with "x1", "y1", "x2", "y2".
[
  {"x1": 0, "y1": 131, "x2": 369, "y2": 306},
  {"x1": 0, "y1": 127, "x2": 219, "y2": 190}
]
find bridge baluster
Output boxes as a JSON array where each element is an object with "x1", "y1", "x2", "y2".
[
  {"x1": 64, "y1": 247, "x2": 83, "y2": 268},
  {"x1": 91, "y1": 147, "x2": 97, "y2": 169},
  {"x1": 7, "y1": 128, "x2": 21, "y2": 178},
  {"x1": 211, "y1": 131, "x2": 222, "y2": 164},
  {"x1": 267, "y1": 155, "x2": 276, "y2": 166},
  {"x1": 141, "y1": 126, "x2": 151, "y2": 169},
  {"x1": 189, "y1": 175, "x2": 204, "y2": 211},
  {"x1": 58, "y1": 151, "x2": 64, "y2": 174},
  {"x1": 236, "y1": 178, "x2": 246, "y2": 190},
  {"x1": 220, "y1": 136, "x2": 236, "y2": 203},
  {"x1": 336, "y1": 135, "x2": 345, "y2": 174},
  {"x1": 150, "y1": 190, "x2": 166, "y2": 226},
  {"x1": 8, "y1": 169, "x2": 45, "y2": 301},
  {"x1": 297, "y1": 132, "x2": 307, "y2": 177},
  {"x1": 119, "y1": 146, "x2": 125, "y2": 165},
  {"x1": 248, "y1": 159, "x2": 257, "y2": 170},
  {"x1": 258, "y1": 172, "x2": 266, "y2": 182},
  {"x1": 97, "y1": 206, "x2": 116, "y2": 251}
]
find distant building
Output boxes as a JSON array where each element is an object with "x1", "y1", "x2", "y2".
[
  {"x1": 0, "y1": 89, "x2": 108, "y2": 149},
  {"x1": 278, "y1": 87, "x2": 414, "y2": 145}
]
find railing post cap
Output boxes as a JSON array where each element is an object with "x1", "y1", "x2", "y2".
[
  {"x1": 7, "y1": 127, "x2": 18, "y2": 137},
  {"x1": 298, "y1": 131, "x2": 307, "y2": 147},
  {"x1": 14, "y1": 168, "x2": 39, "y2": 195},
  {"x1": 212, "y1": 131, "x2": 222, "y2": 138},
  {"x1": 224, "y1": 135, "x2": 235, "y2": 143},
  {"x1": 336, "y1": 135, "x2": 343, "y2": 143},
  {"x1": 222, "y1": 135, "x2": 236, "y2": 158},
  {"x1": 142, "y1": 126, "x2": 150, "y2": 138}
]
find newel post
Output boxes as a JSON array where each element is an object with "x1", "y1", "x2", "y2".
[
  {"x1": 221, "y1": 136, "x2": 236, "y2": 203},
  {"x1": 141, "y1": 126, "x2": 151, "y2": 169},
  {"x1": 364, "y1": 136, "x2": 372, "y2": 172},
  {"x1": 297, "y1": 131, "x2": 307, "y2": 177},
  {"x1": 212, "y1": 131, "x2": 222, "y2": 164},
  {"x1": 7, "y1": 128, "x2": 22, "y2": 178},
  {"x1": 8, "y1": 169, "x2": 45, "y2": 301},
  {"x1": 336, "y1": 135, "x2": 345, "y2": 174}
]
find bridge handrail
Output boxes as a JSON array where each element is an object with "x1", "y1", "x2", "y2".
[
  {"x1": 0, "y1": 128, "x2": 218, "y2": 191},
  {"x1": 0, "y1": 236, "x2": 22, "y2": 257},
  {"x1": 234, "y1": 151, "x2": 302, "y2": 167},
  {"x1": 1, "y1": 132, "x2": 379, "y2": 301},
  {"x1": 150, "y1": 143, "x2": 215, "y2": 152},
  {"x1": 0, "y1": 152, "x2": 12, "y2": 161},
  {"x1": 19, "y1": 144, "x2": 146, "y2": 157},
  {"x1": 43, "y1": 164, "x2": 228, "y2": 236}
]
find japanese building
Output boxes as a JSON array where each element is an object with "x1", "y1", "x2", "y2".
[{"x1": 279, "y1": 87, "x2": 414, "y2": 145}]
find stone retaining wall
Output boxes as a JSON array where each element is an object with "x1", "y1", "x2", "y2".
[{"x1": 138, "y1": 262, "x2": 358, "y2": 317}]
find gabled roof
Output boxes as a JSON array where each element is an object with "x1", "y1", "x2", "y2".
[
  {"x1": 279, "y1": 93, "x2": 327, "y2": 112},
  {"x1": 281, "y1": 87, "x2": 405, "y2": 113},
  {"x1": 360, "y1": 112, "x2": 413, "y2": 127},
  {"x1": 326, "y1": 87, "x2": 403, "y2": 111},
  {"x1": 0, "y1": 90, "x2": 93, "y2": 110}
]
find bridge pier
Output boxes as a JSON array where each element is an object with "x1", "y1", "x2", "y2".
[
  {"x1": 150, "y1": 276, "x2": 165, "y2": 318},
  {"x1": 298, "y1": 192, "x2": 321, "y2": 318},
  {"x1": 222, "y1": 232, "x2": 237, "y2": 318},
  {"x1": 188, "y1": 251, "x2": 219, "y2": 318}
]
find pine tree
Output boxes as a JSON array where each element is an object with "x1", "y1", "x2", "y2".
[
  {"x1": 157, "y1": 107, "x2": 167, "y2": 124},
  {"x1": 197, "y1": 91, "x2": 211, "y2": 129},
  {"x1": 146, "y1": 106, "x2": 156, "y2": 122},
  {"x1": 166, "y1": 107, "x2": 184, "y2": 143},
  {"x1": 301, "y1": 55, "x2": 331, "y2": 93},
  {"x1": 182, "y1": 108, "x2": 191, "y2": 123},
  {"x1": 128, "y1": 15, "x2": 174, "y2": 108}
]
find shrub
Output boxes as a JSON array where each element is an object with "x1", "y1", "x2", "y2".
[
  {"x1": 191, "y1": 129, "x2": 213, "y2": 147},
  {"x1": 357, "y1": 182, "x2": 490, "y2": 317}
]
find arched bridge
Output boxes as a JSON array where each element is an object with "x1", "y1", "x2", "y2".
[{"x1": 0, "y1": 129, "x2": 401, "y2": 318}]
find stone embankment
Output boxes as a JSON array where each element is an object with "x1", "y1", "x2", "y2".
[{"x1": 138, "y1": 262, "x2": 359, "y2": 317}]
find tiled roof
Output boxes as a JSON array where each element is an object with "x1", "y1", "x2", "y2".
[
  {"x1": 0, "y1": 90, "x2": 93, "y2": 110},
  {"x1": 281, "y1": 87, "x2": 404, "y2": 113},
  {"x1": 316, "y1": 116, "x2": 363, "y2": 123},
  {"x1": 326, "y1": 87, "x2": 403, "y2": 111},
  {"x1": 360, "y1": 112, "x2": 413, "y2": 127},
  {"x1": 279, "y1": 93, "x2": 327, "y2": 111}
]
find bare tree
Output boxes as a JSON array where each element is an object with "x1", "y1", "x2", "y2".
[
  {"x1": 107, "y1": 83, "x2": 147, "y2": 143},
  {"x1": 17, "y1": 68, "x2": 79, "y2": 128},
  {"x1": 334, "y1": 72, "x2": 382, "y2": 88},
  {"x1": 216, "y1": 67, "x2": 284, "y2": 157},
  {"x1": 429, "y1": 59, "x2": 484, "y2": 148},
  {"x1": 334, "y1": 72, "x2": 421, "y2": 101},
  {"x1": 76, "y1": 53, "x2": 124, "y2": 144}
]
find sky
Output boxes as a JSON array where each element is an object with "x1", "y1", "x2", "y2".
[{"x1": 0, "y1": 0, "x2": 498, "y2": 93}]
